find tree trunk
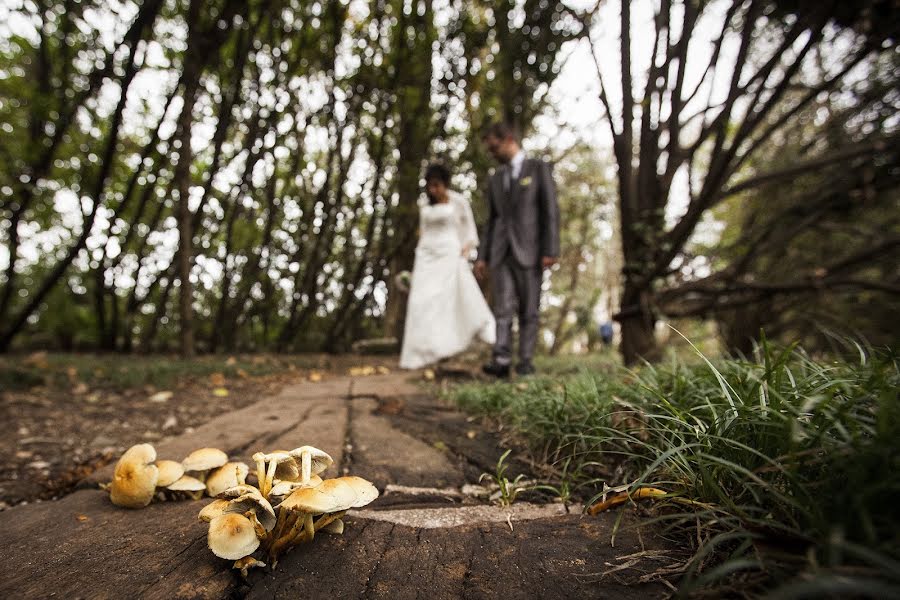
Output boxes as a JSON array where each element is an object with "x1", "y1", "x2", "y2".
[
  {"x1": 173, "y1": 65, "x2": 202, "y2": 358},
  {"x1": 618, "y1": 280, "x2": 658, "y2": 364}
]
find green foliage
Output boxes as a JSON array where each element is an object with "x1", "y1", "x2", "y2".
[
  {"x1": 479, "y1": 449, "x2": 528, "y2": 507},
  {"x1": 447, "y1": 343, "x2": 900, "y2": 595}
]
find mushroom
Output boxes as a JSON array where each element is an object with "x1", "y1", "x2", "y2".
[
  {"x1": 109, "y1": 443, "x2": 160, "y2": 508},
  {"x1": 182, "y1": 448, "x2": 229, "y2": 482},
  {"x1": 319, "y1": 518, "x2": 344, "y2": 535},
  {"x1": 199, "y1": 499, "x2": 230, "y2": 522},
  {"x1": 288, "y1": 446, "x2": 333, "y2": 484},
  {"x1": 224, "y1": 491, "x2": 277, "y2": 532},
  {"x1": 206, "y1": 462, "x2": 250, "y2": 497},
  {"x1": 275, "y1": 476, "x2": 378, "y2": 553},
  {"x1": 218, "y1": 484, "x2": 260, "y2": 499},
  {"x1": 233, "y1": 556, "x2": 266, "y2": 578},
  {"x1": 167, "y1": 474, "x2": 207, "y2": 500},
  {"x1": 208, "y1": 513, "x2": 261, "y2": 560},
  {"x1": 253, "y1": 451, "x2": 296, "y2": 497},
  {"x1": 155, "y1": 460, "x2": 185, "y2": 488},
  {"x1": 269, "y1": 475, "x2": 323, "y2": 502}
]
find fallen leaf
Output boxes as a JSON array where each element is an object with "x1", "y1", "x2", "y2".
[
  {"x1": 376, "y1": 366, "x2": 391, "y2": 375},
  {"x1": 23, "y1": 351, "x2": 49, "y2": 369},
  {"x1": 423, "y1": 369, "x2": 435, "y2": 381},
  {"x1": 308, "y1": 372, "x2": 323, "y2": 383},
  {"x1": 162, "y1": 415, "x2": 178, "y2": 430},
  {"x1": 432, "y1": 441, "x2": 449, "y2": 452},
  {"x1": 66, "y1": 366, "x2": 78, "y2": 381},
  {"x1": 149, "y1": 391, "x2": 173, "y2": 403},
  {"x1": 587, "y1": 487, "x2": 668, "y2": 515},
  {"x1": 236, "y1": 368, "x2": 249, "y2": 378},
  {"x1": 209, "y1": 372, "x2": 226, "y2": 386},
  {"x1": 76, "y1": 514, "x2": 90, "y2": 522},
  {"x1": 225, "y1": 356, "x2": 237, "y2": 366},
  {"x1": 85, "y1": 393, "x2": 101, "y2": 404},
  {"x1": 516, "y1": 383, "x2": 528, "y2": 391},
  {"x1": 72, "y1": 382, "x2": 89, "y2": 395},
  {"x1": 212, "y1": 388, "x2": 229, "y2": 397},
  {"x1": 466, "y1": 430, "x2": 477, "y2": 440}
]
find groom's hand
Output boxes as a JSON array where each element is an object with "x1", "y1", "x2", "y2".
[
  {"x1": 541, "y1": 256, "x2": 558, "y2": 270},
  {"x1": 474, "y1": 260, "x2": 488, "y2": 281}
]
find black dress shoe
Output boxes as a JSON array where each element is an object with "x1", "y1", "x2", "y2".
[
  {"x1": 482, "y1": 362, "x2": 510, "y2": 378},
  {"x1": 515, "y1": 362, "x2": 536, "y2": 376}
]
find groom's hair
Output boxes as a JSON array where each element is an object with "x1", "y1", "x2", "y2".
[
  {"x1": 482, "y1": 121, "x2": 519, "y2": 141},
  {"x1": 424, "y1": 163, "x2": 451, "y2": 186}
]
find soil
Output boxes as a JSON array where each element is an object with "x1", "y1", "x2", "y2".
[{"x1": 0, "y1": 353, "x2": 396, "y2": 508}]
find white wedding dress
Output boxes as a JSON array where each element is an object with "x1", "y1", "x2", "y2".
[{"x1": 399, "y1": 192, "x2": 496, "y2": 369}]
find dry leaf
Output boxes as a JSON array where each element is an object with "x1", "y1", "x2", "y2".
[
  {"x1": 225, "y1": 356, "x2": 237, "y2": 366},
  {"x1": 72, "y1": 382, "x2": 89, "y2": 395},
  {"x1": 149, "y1": 391, "x2": 173, "y2": 403},
  {"x1": 236, "y1": 368, "x2": 249, "y2": 378},
  {"x1": 76, "y1": 514, "x2": 90, "y2": 522},
  {"x1": 423, "y1": 369, "x2": 436, "y2": 381},
  {"x1": 308, "y1": 372, "x2": 323, "y2": 383},
  {"x1": 212, "y1": 388, "x2": 229, "y2": 397},
  {"x1": 209, "y1": 372, "x2": 226, "y2": 386},
  {"x1": 587, "y1": 487, "x2": 668, "y2": 515},
  {"x1": 466, "y1": 430, "x2": 477, "y2": 440},
  {"x1": 376, "y1": 366, "x2": 391, "y2": 375}
]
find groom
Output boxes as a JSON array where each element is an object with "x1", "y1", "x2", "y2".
[{"x1": 474, "y1": 122, "x2": 560, "y2": 377}]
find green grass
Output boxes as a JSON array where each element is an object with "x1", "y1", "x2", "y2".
[{"x1": 447, "y1": 342, "x2": 900, "y2": 597}]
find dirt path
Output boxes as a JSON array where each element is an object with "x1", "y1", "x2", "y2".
[{"x1": 0, "y1": 374, "x2": 675, "y2": 599}]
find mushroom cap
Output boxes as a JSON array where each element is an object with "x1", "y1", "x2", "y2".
[
  {"x1": 109, "y1": 443, "x2": 159, "y2": 508},
  {"x1": 280, "y1": 476, "x2": 378, "y2": 514},
  {"x1": 206, "y1": 462, "x2": 250, "y2": 497},
  {"x1": 218, "y1": 484, "x2": 263, "y2": 499},
  {"x1": 167, "y1": 475, "x2": 207, "y2": 492},
  {"x1": 224, "y1": 493, "x2": 277, "y2": 531},
  {"x1": 182, "y1": 447, "x2": 229, "y2": 472},
  {"x1": 155, "y1": 460, "x2": 185, "y2": 488},
  {"x1": 207, "y1": 513, "x2": 261, "y2": 560},
  {"x1": 269, "y1": 475, "x2": 323, "y2": 499},
  {"x1": 199, "y1": 499, "x2": 230, "y2": 522},
  {"x1": 289, "y1": 446, "x2": 334, "y2": 476},
  {"x1": 274, "y1": 459, "x2": 300, "y2": 482}
]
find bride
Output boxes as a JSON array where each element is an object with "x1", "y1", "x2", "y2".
[{"x1": 399, "y1": 163, "x2": 496, "y2": 369}]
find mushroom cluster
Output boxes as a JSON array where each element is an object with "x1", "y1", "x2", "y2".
[
  {"x1": 107, "y1": 444, "x2": 250, "y2": 508},
  {"x1": 199, "y1": 445, "x2": 378, "y2": 575}
]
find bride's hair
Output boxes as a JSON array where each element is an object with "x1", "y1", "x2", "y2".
[{"x1": 424, "y1": 163, "x2": 451, "y2": 204}]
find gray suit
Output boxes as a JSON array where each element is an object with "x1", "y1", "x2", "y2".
[{"x1": 477, "y1": 157, "x2": 560, "y2": 365}]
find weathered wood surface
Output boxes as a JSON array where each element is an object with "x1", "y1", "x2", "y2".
[{"x1": 0, "y1": 374, "x2": 671, "y2": 599}]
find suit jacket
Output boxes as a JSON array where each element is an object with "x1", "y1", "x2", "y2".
[{"x1": 477, "y1": 157, "x2": 560, "y2": 269}]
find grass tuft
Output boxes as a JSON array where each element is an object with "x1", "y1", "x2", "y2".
[{"x1": 446, "y1": 342, "x2": 900, "y2": 595}]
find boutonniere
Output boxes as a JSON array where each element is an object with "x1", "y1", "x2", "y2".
[{"x1": 519, "y1": 176, "x2": 533, "y2": 187}]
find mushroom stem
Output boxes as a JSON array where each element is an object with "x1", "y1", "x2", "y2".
[
  {"x1": 301, "y1": 452, "x2": 311, "y2": 484},
  {"x1": 297, "y1": 513, "x2": 315, "y2": 545},
  {"x1": 254, "y1": 458, "x2": 266, "y2": 495},
  {"x1": 313, "y1": 510, "x2": 347, "y2": 532},
  {"x1": 270, "y1": 506, "x2": 289, "y2": 546},
  {"x1": 263, "y1": 459, "x2": 278, "y2": 498},
  {"x1": 247, "y1": 512, "x2": 267, "y2": 539},
  {"x1": 268, "y1": 512, "x2": 308, "y2": 559}
]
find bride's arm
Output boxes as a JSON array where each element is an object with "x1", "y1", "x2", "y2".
[{"x1": 456, "y1": 195, "x2": 479, "y2": 258}]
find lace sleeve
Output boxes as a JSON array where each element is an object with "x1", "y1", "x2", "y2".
[{"x1": 454, "y1": 193, "x2": 479, "y2": 249}]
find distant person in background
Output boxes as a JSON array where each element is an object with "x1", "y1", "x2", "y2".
[
  {"x1": 475, "y1": 121, "x2": 560, "y2": 378},
  {"x1": 399, "y1": 164, "x2": 496, "y2": 369},
  {"x1": 600, "y1": 321, "x2": 614, "y2": 347}
]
